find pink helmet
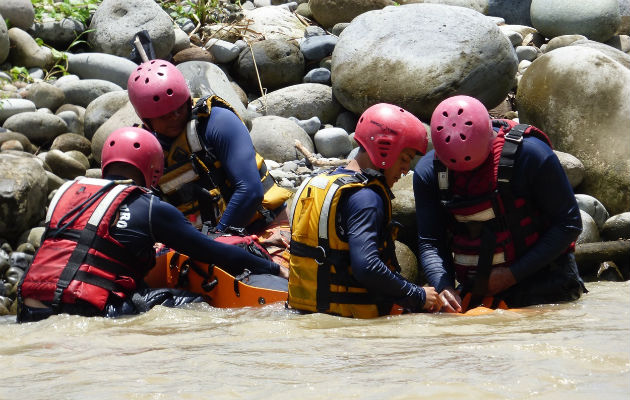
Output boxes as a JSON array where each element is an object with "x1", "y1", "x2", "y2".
[
  {"x1": 430, "y1": 95, "x2": 493, "y2": 172},
  {"x1": 354, "y1": 103, "x2": 428, "y2": 169},
  {"x1": 127, "y1": 59, "x2": 190, "y2": 120},
  {"x1": 101, "y1": 127, "x2": 164, "y2": 187}
]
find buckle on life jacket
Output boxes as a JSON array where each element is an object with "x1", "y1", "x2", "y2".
[{"x1": 504, "y1": 133, "x2": 523, "y2": 145}]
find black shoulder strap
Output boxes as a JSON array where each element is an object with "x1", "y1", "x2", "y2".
[{"x1": 497, "y1": 124, "x2": 528, "y2": 185}]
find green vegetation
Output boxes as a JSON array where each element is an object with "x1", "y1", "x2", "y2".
[{"x1": 31, "y1": 0, "x2": 102, "y2": 25}]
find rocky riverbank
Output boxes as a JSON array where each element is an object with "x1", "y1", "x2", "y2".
[{"x1": 0, "y1": 0, "x2": 628, "y2": 315}]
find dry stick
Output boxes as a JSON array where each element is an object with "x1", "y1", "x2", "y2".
[
  {"x1": 248, "y1": 40, "x2": 268, "y2": 112},
  {"x1": 295, "y1": 140, "x2": 349, "y2": 167},
  {"x1": 133, "y1": 35, "x2": 149, "y2": 63}
]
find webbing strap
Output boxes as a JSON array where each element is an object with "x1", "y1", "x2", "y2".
[
  {"x1": 51, "y1": 225, "x2": 99, "y2": 308},
  {"x1": 467, "y1": 227, "x2": 497, "y2": 307},
  {"x1": 74, "y1": 270, "x2": 124, "y2": 293},
  {"x1": 497, "y1": 124, "x2": 529, "y2": 257},
  {"x1": 497, "y1": 124, "x2": 527, "y2": 184}
]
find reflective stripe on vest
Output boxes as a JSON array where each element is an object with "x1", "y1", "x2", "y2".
[{"x1": 21, "y1": 178, "x2": 150, "y2": 310}]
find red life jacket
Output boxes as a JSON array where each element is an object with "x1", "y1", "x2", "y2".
[
  {"x1": 20, "y1": 178, "x2": 154, "y2": 311},
  {"x1": 433, "y1": 120, "x2": 557, "y2": 292}
]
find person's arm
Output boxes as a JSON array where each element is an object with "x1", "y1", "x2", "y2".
[
  {"x1": 500, "y1": 139, "x2": 582, "y2": 285},
  {"x1": 203, "y1": 107, "x2": 263, "y2": 231},
  {"x1": 343, "y1": 189, "x2": 429, "y2": 312},
  {"x1": 413, "y1": 153, "x2": 461, "y2": 312},
  {"x1": 149, "y1": 195, "x2": 281, "y2": 276}
]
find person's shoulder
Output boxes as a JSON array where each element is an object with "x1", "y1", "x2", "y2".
[
  {"x1": 345, "y1": 185, "x2": 385, "y2": 208},
  {"x1": 413, "y1": 151, "x2": 437, "y2": 183}
]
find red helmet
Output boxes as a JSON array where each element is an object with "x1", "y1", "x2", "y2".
[
  {"x1": 127, "y1": 59, "x2": 190, "y2": 120},
  {"x1": 430, "y1": 95, "x2": 493, "y2": 172},
  {"x1": 354, "y1": 103, "x2": 428, "y2": 169},
  {"x1": 101, "y1": 127, "x2": 164, "y2": 187}
]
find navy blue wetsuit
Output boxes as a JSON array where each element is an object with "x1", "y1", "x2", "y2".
[
  {"x1": 336, "y1": 168, "x2": 427, "y2": 312},
  {"x1": 199, "y1": 107, "x2": 264, "y2": 231},
  {"x1": 155, "y1": 107, "x2": 266, "y2": 232},
  {"x1": 109, "y1": 180, "x2": 280, "y2": 277},
  {"x1": 413, "y1": 132, "x2": 584, "y2": 306}
]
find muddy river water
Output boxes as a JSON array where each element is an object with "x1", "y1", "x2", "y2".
[{"x1": 0, "y1": 281, "x2": 628, "y2": 399}]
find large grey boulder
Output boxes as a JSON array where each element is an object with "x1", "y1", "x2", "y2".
[
  {"x1": 555, "y1": 150, "x2": 584, "y2": 188},
  {"x1": 66, "y1": 53, "x2": 138, "y2": 89},
  {"x1": 20, "y1": 82, "x2": 65, "y2": 111},
  {"x1": 568, "y1": 39, "x2": 630, "y2": 69},
  {"x1": 487, "y1": 0, "x2": 531, "y2": 26},
  {"x1": 517, "y1": 46, "x2": 630, "y2": 215},
  {"x1": 601, "y1": 212, "x2": 630, "y2": 241},
  {"x1": 91, "y1": 102, "x2": 142, "y2": 164},
  {"x1": 249, "y1": 116, "x2": 314, "y2": 163},
  {"x1": 0, "y1": 99, "x2": 36, "y2": 124},
  {"x1": 0, "y1": 0, "x2": 35, "y2": 30},
  {"x1": 331, "y1": 4, "x2": 517, "y2": 120},
  {"x1": 530, "y1": 0, "x2": 621, "y2": 42},
  {"x1": 0, "y1": 152, "x2": 47, "y2": 241},
  {"x1": 309, "y1": 0, "x2": 394, "y2": 28},
  {"x1": 84, "y1": 91, "x2": 131, "y2": 141},
  {"x1": 248, "y1": 83, "x2": 341, "y2": 124},
  {"x1": 32, "y1": 18, "x2": 86, "y2": 50},
  {"x1": 88, "y1": 0, "x2": 175, "y2": 59},
  {"x1": 3, "y1": 112, "x2": 68, "y2": 144},
  {"x1": 241, "y1": 6, "x2": 307, "y2": 42},
  {"x1": 400, "y1": 0, "x2": 487, "y2": 14},
  {"x1": 177, "y1": 61, "x2": 249, "y2": 124},
  {"x1": 577, "y1": 210, "x2": 600, "y2": 244},
  {"x1": 57, "y1": 79, "x2": 124, "y2": 108},
  {"x1": 0, "y1": 16, "x2": 9, "y2": 64},
  {"x1": 236, "y1": 39, "x2": 304, "y2": 91},
  {"x1": 8, "y1": 28, "x2": 53, "y2": 69},
  {"x1": 575, "y1": 194, "x2": 609, "y2": 231}
]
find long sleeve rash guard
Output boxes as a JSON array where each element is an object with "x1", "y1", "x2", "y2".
[
  {"x1": 412, "y1": 135, "x2": 582, "y2": 292},
  {"x1": 199, "y1": 106, "x2": 264, "y2": 231},
  {"x1": 336, "y1": 168, "x2": 427, "y2": 311},
  {"x1": 107, "y1": 183, "x2": 279, "y2": 277}
]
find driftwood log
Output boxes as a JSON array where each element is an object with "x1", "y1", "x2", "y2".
[
  {"x1": 574, "y1": 240, "x2": 630, "y2": 277},
  {"x1": 294, "y1": 140, "x2": 349, "y2": 167}
]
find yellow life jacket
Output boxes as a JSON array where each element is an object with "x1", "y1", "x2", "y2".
[
  {"x1": 157, "y1": 95, "x2": 292, "y2": 230},
  {"x1": 288, "y1": 169, "x2": 401, "y2": 319}
]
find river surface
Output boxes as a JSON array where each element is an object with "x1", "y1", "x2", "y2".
[{"x1": 0, "y1": 281, "x2": 628, "y2": 400}]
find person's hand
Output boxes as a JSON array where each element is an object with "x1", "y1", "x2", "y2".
[
  {"x1": 422, "y1": 286, "x2": 443, "y2": 312},
  {"x1": 487, "y1": 267, "x2": 516, "y2": 295},
  {"x1": 277, "y1": 264, "x2": 290, "y2": 280},
  {"x1": 438, "y1": 287, "x2": 462, "y2": 313}
]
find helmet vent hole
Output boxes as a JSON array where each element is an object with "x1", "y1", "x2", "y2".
[
  {"x1": 157, "y1": 72, "x2": 164, "y2": 77},
  {"x1": 109, "y1": 140, "x2": 115, "y2": 147},
  {"x1": 399, "y1": 108, "x2": 404, "y2": 112},
  {"x1": 465, "y1": 121, "x2": 472, "y2": 126},
  {"x1": 460, "y1": 134, "x2": 466, "y2": 140},
  {"x1": 134, "y1": 76, "x2": 139, "y2": 82},
  {"x1": 457, "y1": 108, "x2": 463, "y2": 115},
  {"x1": 133, "y1": 142, "x2": 140, "y2": 149},
  {"x1": 445, "y1": 136, "x2": 451, "y2": 143},
  {"x1": 153, "y1": 95, "x2": 160, "y2": 102},
  {"x1": 442, "y1": 111, "x2": 448, "y2": 117},
  {"x1": 452, "y1": 123, "x2": 456, "y2": 127},
  {"x1": 359, "y1": 117, "x2": 364, "y2": 123},
  {"x1": 166, "y1": 88, "x2": 173, "y2": 96},
  {"x1": 464, "y1": 156, "x2": 471, "y2": 161},
  {"x1": 450, "y1": 158, "x2": 456, "y2": 164},
  {"x1": 144, "y1": 78, "x2": 149, "y2": 84},
  {"x1": 436, "y1": 125, "x2": 443, "y2": 131}
]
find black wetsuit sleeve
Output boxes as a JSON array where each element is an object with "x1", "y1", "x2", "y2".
[
  {"x1": 203, "y1": 107, "x2": 264, "y2": 231},
  {"x1": 412, "y1": 151, "x2": 457, "y2": 292},
  {"x1": 342, "y1": 188, "x2": 426, "y2": 311},
  {"x1": 507, "y1": 139, "x2": 582, "y2": 281},
  {"x1": 149, "y1": 195, "x2": 279, "y2": 276}
]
